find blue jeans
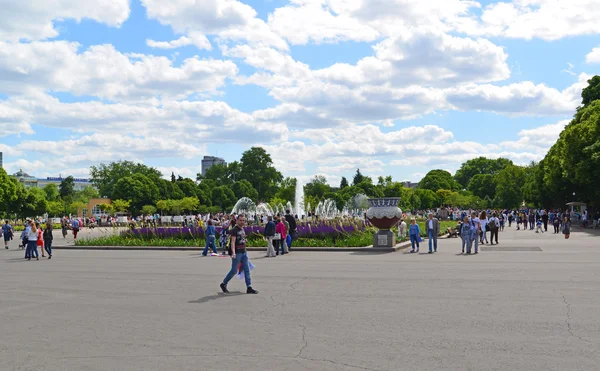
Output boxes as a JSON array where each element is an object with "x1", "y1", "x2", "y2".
[
  {"x1": 462, "y1": 235, "x2": 471, "y2": 253},
  {"x1": 25, "y1": 241, "x2": 38, "y2": 259},
  {"x1": 223, "y1": 252, "x2": 251, "y2": 288},
  {"x1": 428, "y1": 230, "x2": 437, "y2": 252},
  {"x1": 471, "y1": 233, "x2": 479, "y2": 253},
  {"x1": 203, "y1": 236, "x2": 217, "y2": 256},
  {"x1": 410, "y1": 234, "x2": 419, "y2": 250},
  {"x1": 44, "y1": 239, "x2": 52, "y2": 256}
]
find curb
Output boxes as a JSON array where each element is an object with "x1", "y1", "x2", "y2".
[{"x1": 52, "y1": 242, "x2": 412, "y2": 253}]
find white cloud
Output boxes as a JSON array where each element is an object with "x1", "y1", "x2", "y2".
[
  {"x1": 456, "y1": 0, "x2": 600, "y2": 41},
  {"x1": 445, "y1": 76, "x2": 587, "y2": 116},
  {"x1": 586, "y1": 46, "x2": 600, "y2": 64},
  {"x1": 0, "y1": 0, "x2": 130, "y2": 41},
  {"x1": 0, "y1": 93, "x2": 289, "y2": 144},
  {"x1": 146, "y1": 32, "x2": 212, "y2": 50},
  {"x1": 0, "y1": 41, "x2": 237, "y2": 100},
  {"x1": 500, "y1": 120, "x2": 569, "y2": 151},
  {"x1": 314, "y1": 29, "x2": 510, "y2": 87},
  {"x1": 268, "y1": 1, "x2": 379, "y2": 45},
  {"x1": 141, "y1": 0, "x2": 288, "y2": 50}
]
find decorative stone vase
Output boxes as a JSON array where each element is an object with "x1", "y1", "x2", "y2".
[
  {"x1": 366, "y1": 198, "x2": 403, "y2": 230},
  {"x1": 366, "y1": 198, "x2": 403, "y2": 248}
]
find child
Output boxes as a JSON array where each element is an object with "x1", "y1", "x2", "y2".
[
  {"x1": 408, "y1": 218, "x2": 420, "y2": 253},
  {"x1": 535, "y1": 219, "x2": 544, "y2": 233}
]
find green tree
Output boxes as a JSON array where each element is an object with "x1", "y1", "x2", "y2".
[
  {"x1": 415, "y1": 189, "x2": 437, "y2": 209},
  {"x1": 19, "y1": 187, "x2": 47, "y2": 218},
  {"x1": 304, "y1": 175, "x2": 330, "y2": 201},
  {"x1": 157, "y1": 179, "x2": 185, "y2": 200},
  {"x1": 352, "y1": 169, "x2": 365, "y2": 186},
  {"x1": 211, "y1": 186, "x2": 236, "y2": 211},
  {"x1": 454, "y1": 157, "x2": 513, "y2": 188},
  {"x1": 42, "y1": 184, "x2": 60, "y2": 202},
  {"x1": 112, "y1": 199, "x2": 131, "y2": 213},
  {"x1": 274, "y1": 177, "x2": 296, "y2": 204},
  {"x1": 46, "y1": 200, "x2": 64, "y2": 217},
  {"x1": 112, "y1": 173, "x2": 159, "y2": 215},
  {"x1": 59, "y1": 176, "x2": 75, "y2": 200},
  {"x1": 495, "y1": 165, "x2": 526, "y2": 208},
  {"x1": 171, "y1": 172, "x2": 176, "y2": 183},
  {"x1": 175, "y1": 178, "x2": 198, "y2": 198},
  {"x1": 239, "y1": 147, "x2": 283, "y2": 201},
  {"x1": 180, "y1": 197, "x2": 200, "y2": 213},
  {"x1": 73, "y1": 186, "x2": 99, "y2": 204},
  {"x1": 581, "y1": 75, "x2": 600, "y2": 106},
  {"x1": 418, "y1": 170, "x2": 459, "y2": 192},
  {"x1": 141, "y1": 205, "x2": 157, "y2": 215},
  {"x1": 340, "y1": 177, "x2": 349, "y2": 189},
  {"x1": 0, "y1": 169, "x2": 19, "y2": 216},
  {"x1": 467, "y1": 174, "x2": 496, "y2": 200},
  {"x1": 90, "y1": 161, "x2": 162, "y2": 198},
  {"x1": 231, "y1": 179, "x2": 259, "y2": 201}
]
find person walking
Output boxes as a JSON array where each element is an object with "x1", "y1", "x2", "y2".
[
  {"x1": 43, "y1": 220, "x2": 53, "y2": 259},
  {"x1": 489, "y1": 212, "x2": 500, "y2": 245},
  {"x1": 562, "y1": 216, "x2": 571, "y2": 239},
  {"x1": 264, "y1": 216, "x2": 276, "y2": 257},
  {"x1": 398, "y1": 219, "x2": 407, "y2": 239},
  {"x1": 552, "y1": 213, "x2": 560, "y2": 233},
  {"x1": 276, "y1": 217, "x2": 288, "y2": 255},
  {"x1": 460, "y1": 216, "x2": 471, "y2": 254},
  {"x1": 479, "y1": 211, "x2": 489, "y2": 244},
  {"x1": 219, "y1": 215, "x2": 258, "y2": 295},
  {"x1": 202, "y1": 220, "x2": 218, "y2": 256},
  {"x1": 25, "y1": 221, "x2": 39, "y2": 261},
  {"x1": 542, "y1": 211, "x2": 549, "y2": 232},
  {"x1": 2, "y1": 220, "x2": 13, "y2": 249},
  {"x1": 470, "y1": 212, "x2": 480, "y2": 254},
  {"x1": 36, "y1": 222, "x2": 45, "y2": 257},
  {"x1": 72, "y1": 218, "x2": 80, "y2": 240},
  {"x1": 408, "y1": 218, "x2": 420, "y2": 253},
  {"x1": 424, "y1": 213, "x2": 439, "y2": 253},
  {"x1": 284, "y1": 210, "x2": 297, "y2": 251},
  {"x1": 61, "y1": 217, "x2": 68, "y2": 238},
  {"x1": 522, "y1": 212, "x2": 528, "y2": 230}
]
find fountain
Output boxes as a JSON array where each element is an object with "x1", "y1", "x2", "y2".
[
  {"x1": 366, "y1": 197, "x2": 402, "y2": 248},
  {"x1": 231, "y1": 197, "x2": 257, "y2": 216},
  {"x1": 256, "y1": 202, "x2": 274, "y2": 216},
  {"x1": 295, "y1": 178, "x2": 305, "y2": 217},
  {"x1": 315, "y1": 199, "x2": 338, "y2": 219}
]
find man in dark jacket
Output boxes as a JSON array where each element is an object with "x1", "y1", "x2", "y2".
[
  {"x1": 264, "y1": 216, "x2": 276, "y2": 257},
  {"x1": 285, "y1": 210, "x2": 297, "y2": 250}
]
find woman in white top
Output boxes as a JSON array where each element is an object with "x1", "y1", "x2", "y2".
[{"x1": 479, "y1": 211, "x2": 489, "y2": 244}]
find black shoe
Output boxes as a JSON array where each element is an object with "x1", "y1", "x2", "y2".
[
  {"x1": 247, "y1": 287, "x2": 258, "y2": 294},
  {"x1": 220, "y1": 283, "x2": 229, "y2": 293},
  {"x1": 428, "y1": 251, "x2": 432, "y2": 254},
  {"x1": 48, "y1": 255, "x2": 51, "y2": 259}
]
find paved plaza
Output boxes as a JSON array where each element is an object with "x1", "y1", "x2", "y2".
[{"x1": 1, "y1": 226, "x2": 600, "y2": 371}]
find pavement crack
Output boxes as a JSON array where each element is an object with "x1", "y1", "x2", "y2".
[
  {"x1": 294, "y1": 324, "x2": 308, "y2": 358},
  {"x1": 561, "y1": 293, "x2": 593, "y2": 344}
]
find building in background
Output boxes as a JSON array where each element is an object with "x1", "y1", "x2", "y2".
[
  {"x1": 10, "y1": 169, "x2": 94, "y2": 191},
  {"x1": 0, "y1": 151, "x2": 3, "y2": 169},
  {"x1": 402, "y1": 181, "x2": 419, "y2": 189},
  {"x1": 201, "y1": 156, "x2": 226, "y2": 176}
]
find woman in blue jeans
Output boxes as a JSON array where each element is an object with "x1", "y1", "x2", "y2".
[
  {"x1": 409, "y1": 218, "x2": 420, "y2": 253},
  {"x1": 203, "y1": 220, "x2": 217, "y2": 256}
]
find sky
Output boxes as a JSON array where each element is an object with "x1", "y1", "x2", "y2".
[{"x1": 1, "y1": 0, "x2": 599, "y2": 186}]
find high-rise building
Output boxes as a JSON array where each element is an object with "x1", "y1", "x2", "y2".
[
  {"x1": 201, "y1": 156, "x2": 226, "y2": 176},
  {"x1": 0, "y1": 151, "x2": 3, "y2": 169}
]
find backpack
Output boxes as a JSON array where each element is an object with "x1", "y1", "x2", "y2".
[{"x1": 488, "y1": 219, "x2": 496, "y2": 229}]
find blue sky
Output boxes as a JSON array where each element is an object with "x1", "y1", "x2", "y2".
[{"x1": 1, "y1": 0, "x2": 599, "y2": 186}]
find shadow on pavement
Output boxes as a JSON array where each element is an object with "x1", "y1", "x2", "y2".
[{"x1": 189, "y1": 292, "x2": 245, "y2": 304}]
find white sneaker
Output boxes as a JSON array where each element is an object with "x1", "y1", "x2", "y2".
[{"x1": 210, "y1": 253, "x2": 218, "y2": 256}]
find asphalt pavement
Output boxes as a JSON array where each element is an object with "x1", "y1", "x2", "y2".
[{"x1": 1, "y1": 225, "x2": 599, "y2": 370}]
